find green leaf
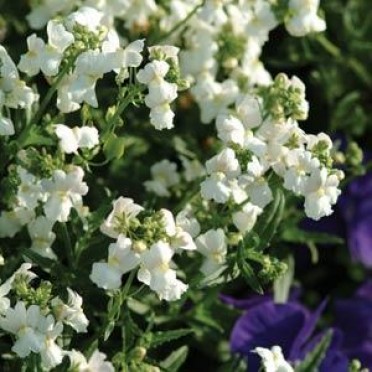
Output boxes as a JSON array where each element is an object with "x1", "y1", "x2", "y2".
[
  {"x1": 160, "y1": 346, "x2": 189, "y2": 372},
  {"x1": 295, "y1": 330, "x2": 333, "y2": 372},
  {"x1": 274, "y1": 255, "x2": 295, "y2": 303},
  {"x1": 237, "y1": 244, "x2": 264, "y2": 294},
  {"x1": 254, "y1": 187, "x2": 285, "y2": 251},
  {"x1": 103, "y1": 133, "x2": 125, "y2": 160},
  {"x1": 281, "y1": 228, "x2": 344, "y2": 245},
  {"x1": 146, "y1": 329, "x2": 194, "y2": 349}
]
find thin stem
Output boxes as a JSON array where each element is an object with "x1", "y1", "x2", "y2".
[
  {"x1": 316, "y1": 34, "x2": 372, "y2": 88},
  {"x1": 153, "y1": 0, "x2": 206, "y2": 44},
  {"x1": 32, "y1": 59, "x2": 75, "y2": 125},
  {"x1": 61, "y1": 223, "x2": 75, "y2": 269}
]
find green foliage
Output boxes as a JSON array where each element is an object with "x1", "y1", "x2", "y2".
[{"x1": 295, "y1": 330, "x2": 333, "y2": 372}]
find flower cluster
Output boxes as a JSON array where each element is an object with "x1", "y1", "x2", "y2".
[
  {"x1": 0, "y1": 0, "x2": 364, "y2": 370},
  {"x1": 0, "y1": 263, "x2": 96, "y2": 370},
  {"x1": 90, "y1": 197, "x2": 197, "y2": 301}
]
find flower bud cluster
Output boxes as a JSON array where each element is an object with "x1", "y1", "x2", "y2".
[
  {"x1": 0, "y1": 160, "x2": 89, "y2": 259},
  {"x1": 0, "y1": 47, "x2": 38, "y2": 135},
  {"x1": 90, "y1": 197, "x2": 197, "y2": 301},
  {"x1": 0, "y1": 264, "x2": 90, "y2": 370},
  {"x1": 200, "y1": 73, "x2": 343, "y2": 224}
]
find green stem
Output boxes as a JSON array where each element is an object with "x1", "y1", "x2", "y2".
[
  {"x1": 153, "y1": 0, "x2": 206, "y2": 44},
  {"x1": 316, "y1": 34, "x2": 372, "y2": 88},
  {"x1": 32, "y1": 59, "x2": 75, "y2": 125},
  {"x1": 61, "y1": 223, "x2": 75, "y2": 269}
]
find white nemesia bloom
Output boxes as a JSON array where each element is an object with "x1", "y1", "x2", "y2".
[
  {"x1": 67, "y1": 349, "x2": 114, "y2": 372},
  {"x1": 176, "y1": 208, "x2": 201, "y2": 238},
  {"x1": 144, "y1": 159, "x2": 180, "y2": 197},
  {"x1": 196, "y1": 229, "x2": 227, "y2": 276},
  {"x1": 16, "y1": 166, "x2": 44, "y2": 210},
  {"x1": 137, "y1": 241, "x2": 188, "y2": 301},
  {"x1": 42, "y1": 166, "x2": 88, "y2": 222},
  {"x1": 253, "y1": 346, "x2": 294, "y2": 372},
  {"x1": 90, "y1": 235, "x2": 141, "y2": 290},
  {"x1": 303, "y1": 167, "x2": 342, "y2": 220},
  {"x1": 100, "y1": 197, "x2": 144, "y2": 239},
  {"x1": 38, "y1": 315, "x2": 64, "y2": 369},
  {"x1": 0, "y1": 207, "x2": 35, "y2": 238},
  {"x1": 160, "y1": 209, "x2": 196, "y2": 251},
  {"x1": 286, "y1": 0, "x2": 326, "y2": 37},
  {"x1": 55, "y1": 124, "x2": 99, "y2": 154},
  {"x1": 27, "y1": 216, "x2": 56, "y2": 260},
  {"x1": 0, "y1": 302, "x2": 44, "y2": 358},
  {"x1": 51, "y1": 288, "x2": 89, "y2": 333},
  {"x1": 233, "y1": 202, "x2": 262, "y2": 234}
]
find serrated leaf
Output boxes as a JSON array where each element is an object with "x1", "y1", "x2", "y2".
[
  {"x1": 295, "y1": 330, "x2": 333, "y2": 372},
  {"x1": 160, "y1": 346, "x2": 189, "y2": 372},
  {"x1": 147, "y1": 329, "x2": 193, "y2": 349}
]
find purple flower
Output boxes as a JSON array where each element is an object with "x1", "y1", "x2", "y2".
[
  {"x1": 334, "y1": 281, "x2": 372, "y2": 368},
  {"x1": 338, "y1": 172, "x2": 372, "y2": 267},
  {"x1": 223, "y1": 294, "x2": 347, "y2": 371}
]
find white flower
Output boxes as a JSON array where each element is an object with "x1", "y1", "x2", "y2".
[
  {"x1": 42, "y1": 166, "x2": 88, "y2": 222},
  {"x1": 16, "y1": 166, "x2": 44, "y2": 210},
  {"x1": 90, "y1": 235, "x2": 141, "y2": 290},
  {"x1": 286, "y1": 0, "x2": 326, "y2": 37},
  {"x1": 200, "y1": 172, "x2": 232, "y2": 204},
  {"x1": 55, "y1": 124, "x2": 99, "y2": 154},
  {"x1": 180, "y1": 156, "x2": 206, "y2": 181},
  {"x1": 144, "y1": 160, "x2": 180, "y2": 197},
  {"x1": 0, "y1": 46, "x2": 38, "y2": 110},
  {"x1": 0, "y1": 302, "x2": 44, "y2": 358},
  {"x1": 100, "y1": 197, "x2": 144, "y2": 239},
  {"x1": 176, "y1": 208, "x2": 201, "y2": 238},
  {"x1": 149, "y1": 103, "x2": 176, "y2": 130},
  {"x1": 51, "y1": 288, "x2": 89, "y2": 333},
  {"x1": 216, "y1": 114, "x2": 245, "y2": 146},
  {"x1": 206, "y1": 148, "x2": 240, "y2": 177},
  {"x1": 233, "y1": 202, "x2": 262, "y2": 234},
  {"x1": 0, "y1": 207, "x2": 35, "y2": 238},
  {"x1": 0, "y1": 115, "x2": 15, "y2": 136},
  {"x1": 235, "y1": 95, "x2": 262, "y2": 129},
  {"x1": 137, "y1": 242, "x2": 187, "y2": 301},
  {"x1": 65, "y1": 6, "x2": 104, "y2": 33},
  {"x1": 67, "y1": 349, "x2": 114, "y2": 372},
  {"x1": 28, "y1": 216, "x2": 56, "y2": 260},
  {"x1": 0, "y1": 264, "x2": 38, "y2": 315},
  {"x1": 18, "y1": 20, "x2": 74, "y2": 77},
  {"x1": 137, "y1": 60, "x2": 178, "y2": 130},
  {"x1": 303, "y1": 167, "x2": 342, "y2": 220},
  {"x1": 253, "y1": 346, "x2": 294, "y2": 372},
  {"x1": 196, "y1": 229, "x2": 227, "y2": 276},
  {"x1": 38, "y1": 315, "x2": 64, "y2": 369},
  {"x1": 283, "y1": 150, "x2": 320, "y2": 194},
  {"x1": 26, "y1": 1, "x2": 75, "y2": 29}
]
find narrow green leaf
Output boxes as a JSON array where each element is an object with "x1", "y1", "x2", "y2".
[
  {"x1": 295, "y1": 330, "x2": 333, "y2": 372},
  {"x1": 282, "y1": 228, "x2": 343, "y2": 245},
  {"x1": 160, "y1": 346, "x2": 189, "y2": 372},
  {"x1": 237, "y1": 244, "x2": 264, "y2": 294},
  {"x1": 147, "y1": 329, "x2": 194, "y2": 349}
]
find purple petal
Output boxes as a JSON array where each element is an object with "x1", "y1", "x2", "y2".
[
  {"x1": 356, "y1": 280, "x2": 372, "y2": 300},
  {"x1": 290, "y1": 299, "x2": 327, "y2": 360},
  {"x1": 335, "y1": 298, "x2": 372, "y2": 349},
  {"x1": 219, "y1": 293, "x2": 271, "y2": 310},
  {"x1": 230, "y1": 301, "x2": 308, "y2": 370}
]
